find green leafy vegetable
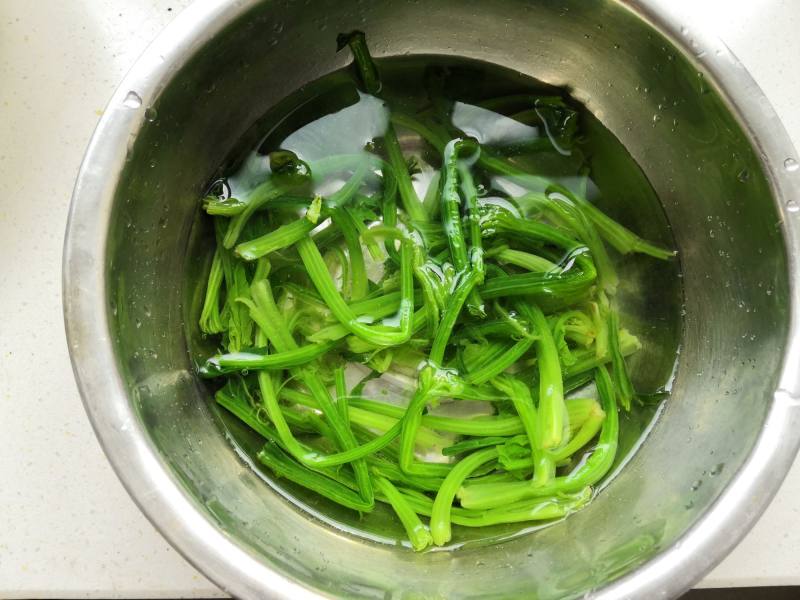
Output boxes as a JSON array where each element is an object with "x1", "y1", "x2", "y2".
[{"x1": 193, "y1": 30, "x2": 677, "y2": 551}]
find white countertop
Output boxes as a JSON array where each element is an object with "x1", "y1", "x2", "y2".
[{"x1": 1, "y1": 0, "x2": 799, "y2": 597}]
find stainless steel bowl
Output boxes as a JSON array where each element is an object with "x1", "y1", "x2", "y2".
[{"x1": 63, "y1": 1, "x2": 800, "y2": 598}]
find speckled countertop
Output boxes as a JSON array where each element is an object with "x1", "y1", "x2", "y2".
[{"x1": 1, "y1": 0, "x2": 798, "y2": 597}]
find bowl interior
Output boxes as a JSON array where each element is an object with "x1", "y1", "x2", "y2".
[{"x1": 104, "y1": 1, "x2": 790, "y2": 598}]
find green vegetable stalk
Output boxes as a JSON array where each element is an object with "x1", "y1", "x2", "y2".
[
  {"x1": 517, "y1": 302, "x2": 567, "y2": 451},
  {"x1": 457, "y1": 367, "x2": 619, "y2": 510},
  {"x1": 375, "y1": 476, "x2": 433, "y2": 551},
  {"x1": 338, "y1": 30, "x2": 427, "y2": 223},
  {"x1": 430, "y1": 447, "x2": 498, "y2": 546}
]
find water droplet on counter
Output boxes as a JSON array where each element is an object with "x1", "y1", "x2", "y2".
[
  {"x1": 123, "y1": 91, "x2": 142, "y2": 109},
  {"x1": 784, "y1": 157, "x2": 799, "y2": 172},
  {"x1": 776, "y1": 388, "x2": 800, "y2": 408}
]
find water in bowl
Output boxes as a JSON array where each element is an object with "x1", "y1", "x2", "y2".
[{"x1": 188, "y1": 54, "x2": 682, "y2": 550}]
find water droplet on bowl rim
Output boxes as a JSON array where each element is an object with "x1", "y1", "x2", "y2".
[
  {"x1": 784, "y1": 157, "x2": 799, "y2": 172},
  {"x1": 144, "y1": 107, "x2": 158, "y2": 122},
  {"x1": 123, "y1": 91, "x2": 142, "y2": 109},
  {"x1": 787, "y1": 199, "x2": 799, "y2": 213}
]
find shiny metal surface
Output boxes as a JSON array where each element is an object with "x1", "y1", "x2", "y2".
[{"x1": 63, "y1": 0, "x2": 800, "y2": 598}]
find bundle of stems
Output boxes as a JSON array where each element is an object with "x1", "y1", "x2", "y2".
[{"x1": 197, "y1": 31, "x2": 674, "y2": 551}]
